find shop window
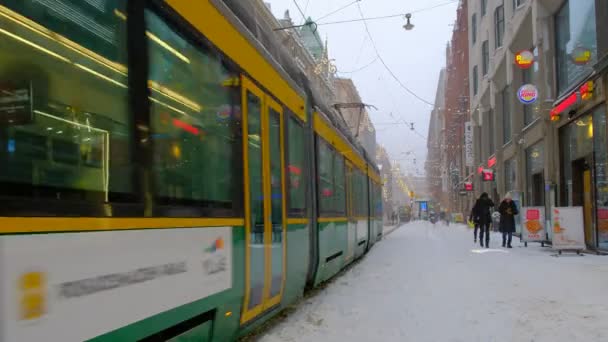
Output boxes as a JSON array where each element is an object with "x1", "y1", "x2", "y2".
[
  {"x1": 0, "y1": 0, "x2": 132, "y2": 206},
  {"x1": 146, "y1": 10, "x2": 241, "y2": 215},
  {"x1": 593, "y1": 107, "x2": 608, "y2": 248},
  {"x1": 555, "y1": 0, "x2": 598, "y2": 95},
  {"x1": 287, "y1": 116, "x2": 307, "y2": 217},
  {"x1": 526, "y1": 142, "x2": 544, "y2": 206},
  {"x1": 504, "y1": 158, "x2": 516, "y2": 193}
]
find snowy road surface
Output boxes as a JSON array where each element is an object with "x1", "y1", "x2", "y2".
[{"x1": 258, "y1": 221, "x2": 608, "y2": 342}]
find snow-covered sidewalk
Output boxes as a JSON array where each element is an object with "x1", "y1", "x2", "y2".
[
  {"x1": 382, "y1": 223, "x2": 402, "y2": 236},
  {"x1": 258, "y1": 221, "x2": 608, "y2": 342}
]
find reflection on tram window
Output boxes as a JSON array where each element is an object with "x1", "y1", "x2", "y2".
[
  {"x1": 146, "y1": 11, "x2": 241, "y2": 215},
  {"x1": 0, "y1": 0, "x2": 132, "y2": 203}
]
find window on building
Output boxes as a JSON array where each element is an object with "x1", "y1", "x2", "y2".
[
  {"x1": 287, "y1": 116, "x2": 307, "y2": 217},
  {"x1": 0, "y1": 0, "x2": 133, "y2": 210},
  {"x1": 513, "y1": 0, "x2": 526, "y2": 9},
  {"x1": 495, "y1": 3, "x2": 505, "y2": 48},
  {"x1": 482, "y1": 0, "x2": 488, "y2": 16},
  {"x1": 502, "y1": 87, "x2": 512, "y2": 144},
  {"x1": 526, "y1": 142, "x2": 545, "y2": 206},
  {"x1": 488, "y1": 109, "x2": 495, "y2": 155},
  {"x1": 555, "y1": 0, "x2": 597, "y2": 95},
  {"x1": 472, "y1": 13, "x2": 477, "y2": 44},
  {"x1": 521, "y1": 47, "x2": 539, "y2": 125},
  {"x1": 473, "y1": 66, "x2": 479, "y2": 95},
  {"x1": 147, "y1": 10, "x2": 241, "y2": 216},
  {"x1": 504, "y1": 158, "x2": 516, "y2": 193},
  {"x1": 482, "y1": 40, "x2": 489, "y2": 76}
]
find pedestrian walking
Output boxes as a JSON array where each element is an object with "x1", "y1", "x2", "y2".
[
  {"x1": 498, "y1": 193, "x2": 519, "y2": 248},
  {"x1": 469, "y1": 200, "x2": 481, "y2": 243},
  {"x1": 472, "y1": 192, "x2": 495, "y2": 248}
]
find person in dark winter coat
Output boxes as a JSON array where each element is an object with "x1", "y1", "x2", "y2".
[
  {"x1": 469, "y1": 200, "x2": 481, "y2": 243},
  {"x1": 498, "y1": 193, "x2": 519, "y2": 248},
  {"x1": 472, "y1": 192, "x2": 495, "y2": 248}
]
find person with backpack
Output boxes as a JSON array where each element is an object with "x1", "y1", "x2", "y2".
[
  {"x1": 498, "y1": 193, "x2": 519, "y2": 248},
  {"x1": 472, "y1": 192, "x2": 495, "y2": 248}
]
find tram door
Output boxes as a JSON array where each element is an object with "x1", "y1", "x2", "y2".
[{"x1": 241, "y1": 77, "x2": 286, "y2": 324}]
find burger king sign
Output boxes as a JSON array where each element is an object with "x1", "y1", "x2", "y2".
[{"x1": 518, "y1": 84, "x2": 539, "y2": 105}]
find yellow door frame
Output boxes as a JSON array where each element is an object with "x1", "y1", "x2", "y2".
[
  {"x1": 264, "y1": 97, "x2": 287, "y2": 309},
  {"x1": 240, "y1": 76, "x2": 287, "y2": 324},
  {"x1": 241, "y1": 76, "x2": 265, "y2": 324}
]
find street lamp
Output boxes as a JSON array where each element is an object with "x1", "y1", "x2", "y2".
[{"x1": 403, "y1": 13, "x2": 414, "y2": 31}]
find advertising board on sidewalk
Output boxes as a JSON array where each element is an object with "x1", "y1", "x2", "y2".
[
  {"x1": 520, "y1": 207, "x2": 546, "y2": 242},
  {"x1": 551, "y1": 207, "x2": 586, "y2": 251}
]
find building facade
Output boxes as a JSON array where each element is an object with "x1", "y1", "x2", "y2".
[
  {"x1": 434, "y1": 0, "x2": 471, "y2": 215},
  {"x1": 468, "y1": 0, "x2": 608, "y2": 249},
  {"x1": 333, "y1": 78, "x2": 377, "y2": 160},
  {"x1": 426, "y1": 68, "x2": 447, "y2": 205}
]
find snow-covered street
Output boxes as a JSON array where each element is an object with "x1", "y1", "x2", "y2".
[{"x1": 258, "y1": 221, "x2": 608, "y2": 342}]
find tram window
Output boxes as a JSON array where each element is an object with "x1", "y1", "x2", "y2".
[
  {"x1": 334, "y1": 155, "x2": 346, "y2": 216},
  {"x1": 0, "y1": 0, "x2": 133, "y2": 204},
  {"x1": 287, "y1": 116, "x2": 307, "y2": 217},
  {"x1": 146, "y1": 11, "x2": 241, "y2": 215},
  {"x1": 317, "y1": 138, "x2": 334, "y2": 216}
]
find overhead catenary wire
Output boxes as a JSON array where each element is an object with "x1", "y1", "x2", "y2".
[
  {"x1": 355, "y1": 2, "x2": 435, "y2": 106},
  {"x1": 338, "y1": 57, "x2": 378, "y2": 74},
  {"x1": 316, "y1": 0, "x2": 362, "y2": 22},
  {"x1": 317, "y1": 0, "x2": 458, "y2": 26}
]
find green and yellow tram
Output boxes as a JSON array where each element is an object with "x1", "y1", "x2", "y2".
[{"x1": 0, "y1": 0, "x2": 382, "y2": 341}]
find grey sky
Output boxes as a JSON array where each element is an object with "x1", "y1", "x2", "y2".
[{"x1": 264, "y1": 0, "x2": 457, "y2": 174}]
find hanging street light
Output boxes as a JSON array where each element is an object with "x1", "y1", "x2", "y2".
[{"x1": 403, "y1": 13, "x2": 414, "y2": 31}]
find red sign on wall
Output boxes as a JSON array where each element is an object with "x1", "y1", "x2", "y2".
[
  {"x1": 482, "y1": 169, "x2": 494, "y2": 182},
  {"x1": 488, "y1": 156, "x2": 497, "y2": 168},
  {"x1": 464, "y1": 182, "x2": 474, "y2": 191}
]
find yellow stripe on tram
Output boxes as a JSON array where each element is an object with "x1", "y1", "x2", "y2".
[
  {"x1": 317, "y1": 217, "x2": 348, "y2": 223},
  {"x1": 0, "y1": 218, "x2": 245, "y2": 234}
]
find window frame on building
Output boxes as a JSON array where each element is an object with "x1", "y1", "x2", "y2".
[
  {"x1": 472, "y1": 13, "x2": 477, "y2": 45},
  {"x1": 495, "y1": 3, "x2": 505, "y2": 48},
  {"x1": 555, "y1": 0, "x2": 598, "y2": 96},
  {"x1": 472, "y1": 65, "x2": 479, "y2": 95},
  {"x1": 488, "y1": 109, "x2": 495, "y2": 155},
  {"x1": 481, "y1": 0, "x2": 488, "y2": 16},
  {"x1": 502, "y1": 86, "x2": 512, "y2": 145},
  {"x1": 482, "y1": 40, "x2": 489, "y2": 76}
]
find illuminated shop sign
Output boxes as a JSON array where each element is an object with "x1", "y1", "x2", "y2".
[
  {"x1": 482, "y1": 169, "x2": 494, "y2": 182},
  {"x1": 488, "y1": 156, "x2": 497, "y2": 168},
  {"x1": 517, "y1": 84, "x2": 539, "y2": 104},
  {"x1": 550, "y1": 81, "x2": 595, "y2": 121},
  {"x1": 514, "y1": 50, "x2": 534, "y2": 69}
]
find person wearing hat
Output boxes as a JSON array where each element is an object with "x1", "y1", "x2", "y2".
[
  {"x1": 498, "y1": 192, "x2": 519, "y2": 248},
  {"x1": 472, "y1": 192, "x2": 494, "y2": 248}
]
